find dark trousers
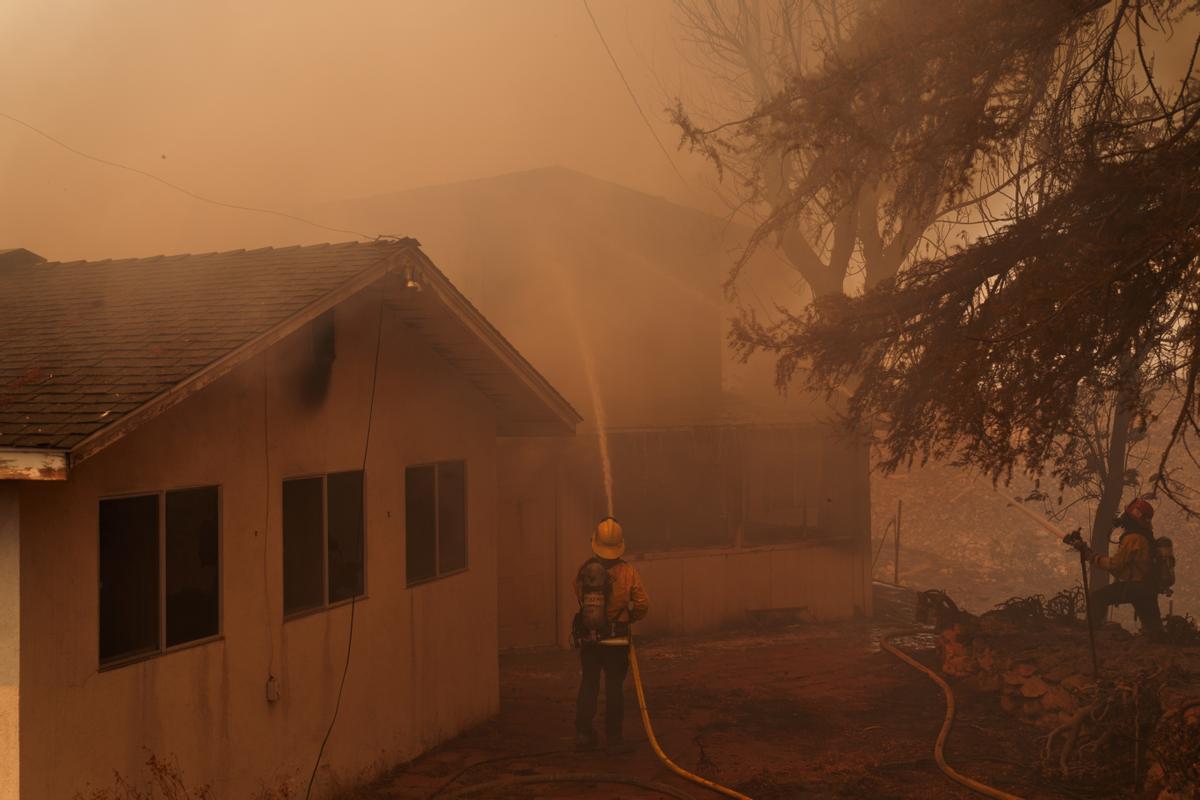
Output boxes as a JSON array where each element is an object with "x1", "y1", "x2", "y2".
[
  {"x1": 575, "y1": 644, "x2": 630, "y2": 741},
  {"x1": 1090, "y1": 580, "x2": 1163, "y2": 634}
]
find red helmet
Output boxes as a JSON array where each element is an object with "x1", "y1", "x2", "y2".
[{"x1": 1125, "y1": 498, "x2": 1155, "y2": 523}]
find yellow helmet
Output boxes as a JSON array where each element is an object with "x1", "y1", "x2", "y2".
[{"x1": 591, "y1": 517, "x2": 625, "y2": 559}]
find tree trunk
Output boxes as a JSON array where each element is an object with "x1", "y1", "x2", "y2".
[{"x1": 1089, "y1": 394, "x2": 1134, "y2": 589}]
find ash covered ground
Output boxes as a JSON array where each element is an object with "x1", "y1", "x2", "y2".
[{"x1": 370, "y1": 589, "x2": 1125, "y2": 800}]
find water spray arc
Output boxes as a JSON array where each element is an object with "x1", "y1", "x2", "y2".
[
  {"x1": 532, "y1": 259, "x2": 747, "y2": 797},
  {"x1": 576, "y1": 329, "x2": 614, "y2": 518},
  {"x1": 551, "y1": 256, "x2": 614, "y2": 517}
]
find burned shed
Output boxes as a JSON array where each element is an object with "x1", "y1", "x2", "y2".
[{"x1": 0, "y1": 239, "x2": 578, "y2": 797}]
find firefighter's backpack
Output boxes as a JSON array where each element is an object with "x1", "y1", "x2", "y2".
[
  {"x1": 1153, "y1": 536, "x2": 1176, "y2": 596},
  {"x1": 570, "y1": 559, "x2": 612, "y2": 647}
]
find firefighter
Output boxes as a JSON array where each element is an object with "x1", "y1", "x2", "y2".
[
  {"x1": 573, "y1": 517, "x2": 649, "y2": 752},
  {"x1": 1082, "y1": 498, "x2": 1163, "y2": 637}
]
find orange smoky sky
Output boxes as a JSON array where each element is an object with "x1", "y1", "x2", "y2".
[{"x1": 0, "y1": 1, "x2": 723, "y2": 261}]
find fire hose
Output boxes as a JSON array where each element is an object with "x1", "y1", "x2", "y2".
[
  {"x1": 438, "y1": 629, "x2": 1023, "y2": 800},
  {"x1": 435, "y1": 633, "x2": 750, "y2": 800},
  {"x1": 629, "y1": 636, "x2": 754, "y2": 800},
  {"x1": 880, "y1": 629, "x2": 1025, "y2": 800}
]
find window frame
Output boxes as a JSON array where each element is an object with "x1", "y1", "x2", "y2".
[
  {"x1": 97, "y1": 484, "x2": 224, "y2": 672},
  {"x1": 405, "y1": 459, "x2": 469, "y2": 587},
  {"x1": 281, "y1": 469, "x2": 368, "y2": 622}
]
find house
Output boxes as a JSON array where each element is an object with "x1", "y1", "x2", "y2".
[
  {"x1": 321, "y1": 168, "x2": 873, "y2": 650},
  {"x1": 0, "y1": 239, "x2": 579, "y2": 798}
]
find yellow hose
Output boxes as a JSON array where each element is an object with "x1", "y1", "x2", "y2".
[
  {"x1": 879, "y1": 631, "x2": 1025, "y2": 800},
  {"x1": 628, "y1": 638, "x2": 754, "y2": 800}
]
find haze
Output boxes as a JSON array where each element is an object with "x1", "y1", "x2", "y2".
[{"x1": 0, "y1": 1, "x2": 721, "y2": 261}]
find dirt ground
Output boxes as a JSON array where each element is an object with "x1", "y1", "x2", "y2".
[{"x1": 368, "y1": 590, "x2": 1111, "y2": 800}]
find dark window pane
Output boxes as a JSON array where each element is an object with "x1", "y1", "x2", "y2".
[
  {"x1": 406, "y1": 465, "x2": 436, "y2": 584},
  {"x1": 744, "y1": 429, "x2": 819, "y2": 545},
  {"x1": 99, "y1": 495, "x2": 159, "y2": 663},
  {"x1": 327, "y1": 471, "x2": 364, "y2": 602},
  {"x1": 283, "y1": 477, "x2": 324, "y2": 614},
  {"x1": 610, "y1": 431, "x2": 736, "y2": 553},
  {"x1": 165, "y1": 486, "x2": 220, "y2": 647},
  {"x1": 437, "y1": 461, "x2": 467, "y2": 573}
]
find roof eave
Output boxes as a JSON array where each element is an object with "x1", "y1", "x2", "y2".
[
  {"x1": 67, "y1": 243, "x2": 417, "y2": 466},
  {"x1": 0, "y1": 448, "x2": 69, "y2": 481},
  {"x1": 408, "y1": 250, "x2": 583, "y2": 435},
  {"x1": 58, "y1": 239, "x2": 578, "y2": 466}
]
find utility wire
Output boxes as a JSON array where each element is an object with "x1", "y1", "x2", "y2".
[
  {"x1": 580, "y1": 0, "x2": 690, "y2": 190},
  {"x1": 303, "y1": 270, "x2": 390, "y2": 800},
  {"x1": 0, "y1": 111, "x2": 375, "y2": 241}
]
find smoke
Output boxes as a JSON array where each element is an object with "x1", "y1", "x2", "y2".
[{"x1": 0, "y1": 1, "x2": 714, "y2": 262}]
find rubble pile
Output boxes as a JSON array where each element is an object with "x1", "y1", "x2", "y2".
[{"x1": 917, "y1": 589, "x2": 1200, "y2": 797}]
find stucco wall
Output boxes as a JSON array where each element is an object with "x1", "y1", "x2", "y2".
[{"x1": 17, "y1": 287, "x2": 501, "y2": 798}]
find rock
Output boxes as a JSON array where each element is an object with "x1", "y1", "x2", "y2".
[
  {"x1": 1053, "y1": 710, "x2": 1078, "y2": 727},
  {"x1": 1143, "y1": 762, "x2": 1165, "y2": 796},
  {"x1": 1020, "y1": 698, "x2": 1044, "y2": 722},
  {"x1": 1043, "y1": 661, "x2": 1079, "y2": 683},
  {"x1": 1003, "y1": 670, "x2": 1026, "y2": 687},
  {"x1": 944, "y1": 657, "x2": 976, "y2": 677},
  {"x1": 1041, "y1": 686, "x2": 1076, "y2": 713},
  {"x1": 1036, "y1": 650, "x2": 1069, "y2": 670},
  {"x1": 1016, "y1": 663, "x2": 1037, "y2": 677},
  {"x1": 1060, "y1": 674, "x2": 1098, "y2": 693},
  {"x1": 1020, "y1": 676, "x2": 1049, "y2": 699}
]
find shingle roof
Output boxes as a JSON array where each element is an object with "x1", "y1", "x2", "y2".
[{"x1": 0, "y1": 239, "x2": 579, "y2": 459}]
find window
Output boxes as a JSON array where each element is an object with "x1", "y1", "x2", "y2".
[
  {"x1": 99, "y1": 486, "x2": 220, "y2": 666},
  {"x1": 406, "y1": 461, "x2": 467, "y2": 584},
  {"x1": 742, "y1": 428, "x2": 823, "y2": 545},
  {"x1": 283, "y1": 470, "x2": 365, "y2": 616},
  {"x1": 608, "y1": 429, "x2": 738, "y2": 553}
]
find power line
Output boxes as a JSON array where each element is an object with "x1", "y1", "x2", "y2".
[
  {"x1": 580, "y1": 0, "x2": 690, "y2": 191},
  {"x1": 0, "y1": 111, "x2": 375, "y2": 241},
  {"x1": 302, "y1": 268, "x2": 389, "y2": 800}
]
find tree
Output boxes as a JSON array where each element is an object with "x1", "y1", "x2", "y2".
[
  {"x1": 720, "y1": 0, "x2": 1200, "y2": 575},
  {"x1": 676, "y1": 0, "x2": 1200, "y2": 582},
  {"x1": 672, "y1": 0, "x2": 1107, "y2": 297}
]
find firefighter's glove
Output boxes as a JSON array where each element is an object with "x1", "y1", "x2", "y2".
[{"x1": 1063, "y1": 529, "x2": 1089, "y2": 558}]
